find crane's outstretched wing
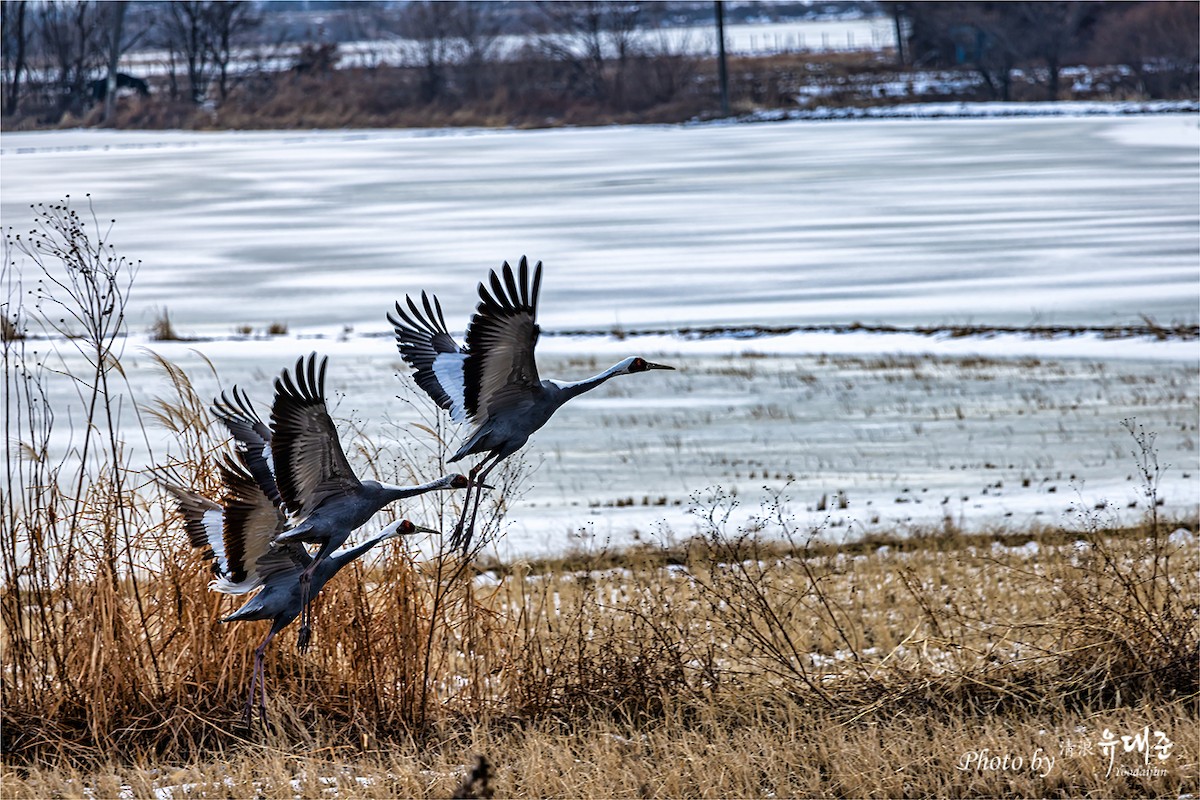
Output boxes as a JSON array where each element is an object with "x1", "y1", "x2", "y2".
[
  {"x1": 218, "y1": 455, "x2": 309, "y2": 590},
  {"x1": 270, "y1": 354, "x2": 362, "y2": 521},
  {"x1": 160, "y1": 480, "x2": 227, "y2": 576},
  {"x1": 463, "y1": 256, "x2": 543, "y2": 424},
  {"x1": 389, "y1": 291, "x2": 468, "y2": 422},
  {"x1": 211, "y1": 386, "x2": 282, "y2": 508},
  {"x1": 159, "y1": 455, "x2": 304, "y2": 595}
]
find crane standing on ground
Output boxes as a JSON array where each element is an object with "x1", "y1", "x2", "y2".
[{"x1": 389, "y1": 257, "x2": 674, "y2": 553}]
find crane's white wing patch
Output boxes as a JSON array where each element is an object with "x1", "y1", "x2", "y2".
[
  {"x1": 209, "y1": 573, "x2": 263, "y2": 595},
  {"x1": 433, "y1": 352, "x2": 468, "y2": 422},
  {"x1": 202, "y1": 508, "x2": 229, "y2": 574},
  {"x1": 203, "y1": 507, "x2": 265, "y2": 594}
]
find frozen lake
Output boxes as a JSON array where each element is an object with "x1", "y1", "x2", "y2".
[
  {"x1": 3, "y1": 115, "x2": 1197, "y2": 338},
  {"x1": 2, "y1": 116, "x2": 1197, "y2": 558}
]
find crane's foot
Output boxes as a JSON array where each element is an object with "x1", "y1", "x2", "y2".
[
  {"x1": 240, "y1": 693, "x2": 267, "y2": 731},
  {"x1": 297, "y1": 624, "x2": 312, "y2": 653},
  {"x1": 449, "y1": 519, "x2": 474, "y2": 555},
  {"x1": 240, "y1": 702, "x2": 254, "y2": 730}
]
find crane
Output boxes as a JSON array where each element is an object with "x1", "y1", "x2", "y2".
[
  {"x1": 161, "y1": 455, "x2": 433, "y2": 726},
  {"x1": 212, "y1": 354, "x2": 470, "y2": 645},
  {"x1": 389, "y1": 256, "x2": 674, "y2": 553}
]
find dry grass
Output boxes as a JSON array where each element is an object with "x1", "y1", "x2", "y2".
[
  {"x1": 3, "y1": 201, "x2": 1197, "y2": 797},
  {"x1": 2, "y1": 529, "x2": 1196, "y2": 797},
  {"x1": 149, "y1": 306, "x2": 182, "y2": 341}
]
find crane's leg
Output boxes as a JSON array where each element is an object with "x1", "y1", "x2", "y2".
[
  {"x1": 242, "y1": 660, "x2": 258, "y2": 728},
  {"x1": 459, "y1": 455, "x2": 504, "y2": 555},
  {"x1": 296, "y1": 561, "x2": 317, "y2": 653},
  {"x1": 259, "y1": 656, "x2": 270, "y2": 729},
  {"x1": 245, "y1": 627, "x2": 278, "y2": 728},
  {"x1": 450, "y1": 458, "x2": 486, "y2": 552}
]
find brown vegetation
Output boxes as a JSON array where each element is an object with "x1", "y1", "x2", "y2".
[{"x1": 2, "y1": 199, "x2": 1197, "y2": 796}]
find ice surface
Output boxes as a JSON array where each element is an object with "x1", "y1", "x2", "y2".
[
  {"x1": 3, "y1": 114, "x2": 1196, "y2": 339},
  {"x1": 3, "y1": 115, "x2": 1197, "y2": 558}
]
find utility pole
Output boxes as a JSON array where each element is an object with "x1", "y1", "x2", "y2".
[
  {"x1": 891, "y1": 3, "x2": 907, "y2": 66},
  {"x1": 715, "y1": 1, "x2": 729, "y2": 116}
]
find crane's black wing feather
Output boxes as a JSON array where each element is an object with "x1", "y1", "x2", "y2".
[
  {"x1": 270, "y1": 354, "x2": 362, "y2": 520},
  {"x1": 159, "y1": 478, "x2": 224, "y2": 575},
  {"x1": 389, "y1": 291, "x2": 468, "y2": 421},
  {"x1": 217, "y1": 454, "x2": 307, "y2": 589},
  {"x1": 211, "y1": 386, "x2": 282, "y2": 508},
  {"x1": 463, "y1": 257, "x2": 543, "y2": 424}
]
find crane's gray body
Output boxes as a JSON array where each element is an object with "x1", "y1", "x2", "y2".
[
  {"x1": 273, "y1": 477, "x2": 454, "y2": 551},
  {"x1": 222, "y1": 535, "x2": 379, "y2": 626},
  {"x1": 450, "y1": 381, "x2": 564, "y2": 463}
]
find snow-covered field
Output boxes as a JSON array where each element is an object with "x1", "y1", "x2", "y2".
[
  {"x1": 334, "y1": 17, "x2": 897, "y2": 71},
  {"x1": 114, "y1": 17, "x2": 897, "y2": 78},
  {"x1": 3, "y1": 114, "x2": 1197, "y2": 557}
]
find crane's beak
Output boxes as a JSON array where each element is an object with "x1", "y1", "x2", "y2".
[
  {"x1": 413, "y1": 524, "x2": 439, "y2": 536},
  {"x1": 475, "y1": 481, "x2": 496, "y2": 491},
  {"x1": 646, "y1": 361, "x2": 675, "y2": 371}
]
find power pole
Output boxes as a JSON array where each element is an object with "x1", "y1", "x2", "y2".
[
  {"x1": 892, "y1": 3, "x2": 907, "y2": 67},
  {"x1": 715, "y1": 1, "x2": 729, "y2": 116}
]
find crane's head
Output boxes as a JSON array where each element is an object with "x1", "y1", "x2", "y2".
[
  {"x1": 382, "y1": 519, "x2": 439, "y2": 539},
  {"x1": 445, "y1": 473, "x2": 494, "y2": 490},
  {"x1": 619, "y1": 356, "x2": 675, "y2": 375}
]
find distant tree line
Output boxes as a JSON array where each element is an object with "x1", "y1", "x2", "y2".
[
  {"x1": 1, "y1": 0, "x2": 716, "y2": 127},
  {"x1": 1, "y1": 1, "x2": 1196, "y2": 130},
  {"x1": 1, "y1": 0, "x2": 263, "y2": 121},
  {"x1": 887, "y1": 1, "x2": 1198, "y2": 100}
]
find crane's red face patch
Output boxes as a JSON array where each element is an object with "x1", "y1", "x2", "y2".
[{"x1": 450, "y1": 474, "x2": 470, "y2": 489}]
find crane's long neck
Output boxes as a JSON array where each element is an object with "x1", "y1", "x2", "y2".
[
  {"x1": 325, "y1": 531, "x2": 391, "y2": 575},
  {"x1": 554, "y1": 361, "x2": 629, "y2": 403},
  {"x1": 377, "y1": 476, "x2": 451, "y2": 503}
]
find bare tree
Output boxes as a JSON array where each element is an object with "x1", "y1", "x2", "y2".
[
  {"x1": 537, "y1": 1, "x2": 646, "y2": 105},
  {"x1": 35, "y1": 1, "x2": 106, "y2": 118},
  {"x1": 1014, "y1": 2, "x2": 1099, "y2": 100},
  {"x1": 100, "y1": 1, "x2": 127, "y2": 122},
  {"x1": 1092, "y1": 1, "x2": 1199, "y2": 98},
  {"x1": 160, "y1": 1, "x2": 211, "y2": 103},
  {"x1": 394, "y1": 0, "x2": 454, "y2": 103},
  {"x1": 449, "y1": 1, "x2": 503, "y2": 100},
  {"x1": 905, "y1": 3, "x2": 1023, "y2": 100},
  {"x1": 538, "y1": 1, "x2": 605, "y2": 100},
  {"x1": 206, "y1": 1, "x2": 259, "y2": 102},
  {"x1": 2, "y1": 0, "x2": 29, "y2": 117}
]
